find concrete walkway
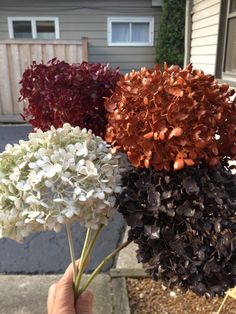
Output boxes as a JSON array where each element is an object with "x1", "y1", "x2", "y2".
[
  {"x1": 0, "y1": 274, "x2": 113, "y2": 314},
  {"x1": 0, "y1": 227, "x2": 142, "y2": 314}
]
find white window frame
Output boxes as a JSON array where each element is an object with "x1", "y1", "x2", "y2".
[
  {"x1": 107, "y1": 16, "x2": 154, "y2": 46},
  {"x1": 222, "y1": 0, "x2": 236, "y2": 81},
  {"x1": 8, "y1": 17, "x2": 60, "y2": 39}
]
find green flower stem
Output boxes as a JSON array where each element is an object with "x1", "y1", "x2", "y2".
[
  {"x1": 66, "y1": 223, "x2": 77, "y2": 282},
  {"x1": 77, "y1": 240, "x2": 131, "y2": 297},
  {"x1": 74, "y1": 224, "x2": 104, "y2": 297},
  {"x1": 75, "y1": 227, "x2": 92, "y2": 289},
  {"x1": 80, "y1": 228, "x2": 92, "y2": 268}
]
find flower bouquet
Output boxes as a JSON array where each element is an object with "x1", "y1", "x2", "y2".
[{"x1": 1, "y1": 59, "x2": 236, "y2": 310}]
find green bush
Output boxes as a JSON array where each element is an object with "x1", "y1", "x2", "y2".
[{"x1": 156, "y1": 0, "x2": 185, "y2": 67}]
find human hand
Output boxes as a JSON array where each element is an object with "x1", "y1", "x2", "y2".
[{"x1": 47, "y1": 260, "x2": 93, "y2": 314}]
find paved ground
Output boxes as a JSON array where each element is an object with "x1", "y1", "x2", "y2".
[
  {"x1": 0, "y1": 274, "x2": 113, "y2": 314},
  {"x1": 0, "y1": 227, "x2": 137, "y2": 314},
  {"x1": 0, "y1": 125, "x2": 125, "y2": 273}
]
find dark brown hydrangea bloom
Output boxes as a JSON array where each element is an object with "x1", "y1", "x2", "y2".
[
  {"x1": 117, "y1": 162, "x2": 236, "y2": 296},
  {"x1": 105, "y1": 64, "x2": 236, "y2": 171}
]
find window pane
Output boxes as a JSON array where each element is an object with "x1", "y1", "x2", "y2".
[
  {"x1": 230, "y1": 0, "x2": 236, "y2": 13},
  {"x1": 224, "y1": 17, "x2": 236, "y2": 73},
  {"x1": 112, "y1": 22, "x2": 129, "y2": 43},
  {"x1": 13, "y1": 21, "x2": 32, "y2": 38},
  {"x1": 36, "y1": 20, "x2": 55, "y2": 39},
  {"x1": 131, "y1": 22, "x2": 149, "y2": 42}
]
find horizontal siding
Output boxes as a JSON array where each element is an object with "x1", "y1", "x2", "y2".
[
  {"x1": 193, "y1": 0, "x2": 220, "y2": 12},
  {"x1": 192, "y1": 24, "x2": 219, "y2": 38},
  {"x1": 88, "y1": 54, "x2": 155, "y2": 63},
  {"x1": 190, "y1": 63, "x2": 215, "y2": 74},
  {"x1": 192, "y1": 15, "x2": 219, "y2": 30},
  {"x1": 0, "y1": 0, "x2": 161, "y2": 73},
  {"x1": 192, "y1": 3, "x2": 220, "y2": 22},
  {"x1": 191, "y1": 35, "x2": 218, "y2": 47},
  {"x1": 191, "y1": 45, "x2": 217, "y2": 55},
  {"x1": 0, "y1": 0, "x2": 160, "y2": 8},
  {"x1": 191, "y1": 55, "x2": 216, "y2": 65},
  {"x1": 189, "y1": 0, "x2": 220, "y2": 75}
]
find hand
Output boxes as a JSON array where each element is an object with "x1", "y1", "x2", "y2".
[{"x1": 47, "y1": 260, "x2": 93, "y2": 314}]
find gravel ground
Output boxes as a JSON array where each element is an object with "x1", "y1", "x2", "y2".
[{"x1": 126, "y1": 278, "x2": 236, "y2": 314}]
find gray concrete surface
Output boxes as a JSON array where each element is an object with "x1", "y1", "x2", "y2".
[
  {"x1": 0, "y1": 228, "x2": 140, "y2": 314},
  {"x1": 0, "y1": 124, "x2": 32, "y2": 152},
  {"x1": 116, "y1": 227, "x2": 142, "y2": 269},
  {"x1": 0, "y1": 125, "x2": 125, "y2": 273},
  {"x1": 0, "y1": 274, "x2": 113, "y2": 314}
]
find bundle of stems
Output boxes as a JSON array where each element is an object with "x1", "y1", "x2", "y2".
[{"x1": 66, "y1": 223, "x2": 130, "y2": 298}]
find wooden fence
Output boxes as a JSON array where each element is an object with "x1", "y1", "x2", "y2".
[{"x1": 0, "y1": 38, "x2": 88, "y2": 122}]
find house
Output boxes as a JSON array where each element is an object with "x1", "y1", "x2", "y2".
[
  {"x1": 0, "y1": 0, "x2": 162, "y2": 122},
  {"x1": 184, "y1": 0, "x2": 236, "y2": 88}
]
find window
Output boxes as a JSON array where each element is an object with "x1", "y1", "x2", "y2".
[
  {"x1": 216, "y1": 0, "x2": 236, "y2": 84},
  {"x1": 224, "y1": 0, "x2": 236, "y2": 77},
  {"x1": 8, "y1": 17, "x2": 60, "y2": 39},
  {"x1": 107, "y1": 17, "x2": 154, "y2": 46}
]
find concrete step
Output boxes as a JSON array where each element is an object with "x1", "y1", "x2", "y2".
[{"x1": 0, "y1": 274, "x2": 114, "y2": 314}]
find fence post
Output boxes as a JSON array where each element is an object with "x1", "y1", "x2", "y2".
[{"x1": 82, "y1": 37, "x2": 88, "y2": 62}]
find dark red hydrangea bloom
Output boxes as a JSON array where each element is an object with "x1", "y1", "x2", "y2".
[
  {"x1": 117, "y1": 162, "x2": 236, "y2": 297},
  {"x1": 105, "y1": 64, "x2": 236, "y2": 171},
  {"x1": 20, "y1": 59, "x2": 120, "y2": 137}
]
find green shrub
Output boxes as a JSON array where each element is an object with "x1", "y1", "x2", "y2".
[{"x1": 156, "y1": 0, "x2": 185, "y2": 67}]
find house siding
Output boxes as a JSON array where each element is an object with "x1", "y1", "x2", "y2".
[
  {"x1": 0, "y1": 0, "x2": 161, "y2": 73},
  {"x1": 189, "y1": 0, "x2": 221, "y2": 74}
]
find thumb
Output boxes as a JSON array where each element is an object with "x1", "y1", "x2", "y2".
[
  {"x1": 75, "y1": 290, "x2": 93, "y2": 314},
  {"x1": 53, "y1": 260, "x2": 80, "y2": 310}
]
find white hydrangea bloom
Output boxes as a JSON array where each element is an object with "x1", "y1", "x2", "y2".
[{"x1": 0, "y1": 123, "x2": 123, "y2": 242}]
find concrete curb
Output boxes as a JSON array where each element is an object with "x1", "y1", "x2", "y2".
[
  {"x1": 111, "y1": 277, "x2": 131, "y2": 314},
  {"x1": 111, "y1": 226, "x2": 145, "y2": 314}
]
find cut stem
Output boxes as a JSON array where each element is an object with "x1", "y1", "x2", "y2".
[
  {"x1": 75, "y1": 227, "x2": 92, "y2": 289},
  {"x1": 78, "y1": 240, "x2": 131, "y2": 297},
  {"x1": 74, "y1": 224, "x2": 104, "y2": 297},
  {"x1": 66, "y1": 223, "x2": 77, "y2": 282}
]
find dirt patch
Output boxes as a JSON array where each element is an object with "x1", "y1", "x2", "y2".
[{"x1": 126, "y1": 278, "x2": 236, "y2": 314}]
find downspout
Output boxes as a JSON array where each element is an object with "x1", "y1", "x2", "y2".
[{"x1": 184, "y1": 0, "x2": 193, "y2": 67}]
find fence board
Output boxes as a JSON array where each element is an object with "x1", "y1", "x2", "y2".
[
  {"x1": 30, "y1": 44, "x2": 43, "y2": 64},
  {"x1": 42, "y1": 44, "x2": 54, "y2": 63},
  {"x1": 54, "y1": 45, "x2": 66, "y2": 61},
  {"x1": 9, "y1": 44, "x2": 22, "y2": 114},
  {"x1": 65, "y1": 45, "x2": 77, "y2": 64},
  {"x1": 0, "y1": 39, "x2": 88, "y2": 120},
  {"x1": 0, "y1": 44, "x2": 13, "y2": 115}
]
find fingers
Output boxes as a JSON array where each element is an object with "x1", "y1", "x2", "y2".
[
  {"x1": 75, "y1": 290, "x2": 93, "y2": 314},
  {"x1": 54, "y1": 260, "x2": 80, "y2": 310},
  {"x1": 47, "y1": 259, "x2": 94, "y2": 314},
  {"x1": 48, "y1": 260, "x2": 80, "y2": 313},
  {"x1": 47, "y1": 283, "x2": 57, "y2": 314},
  {"x1": 61, "y1": 259, "x2": 80, "y2": 285}
]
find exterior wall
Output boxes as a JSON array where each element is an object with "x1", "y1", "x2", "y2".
[
  {"x1": 0, "y1": 0, "x2": 162, "y2": 73},
  {"x1": 189, "y1": 0, "x2": 221, "y2": 74}
]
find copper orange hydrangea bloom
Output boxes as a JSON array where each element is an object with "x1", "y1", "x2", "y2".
[{"x1": 105, "y1": 64, "x2": 236, "y2": 171}]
